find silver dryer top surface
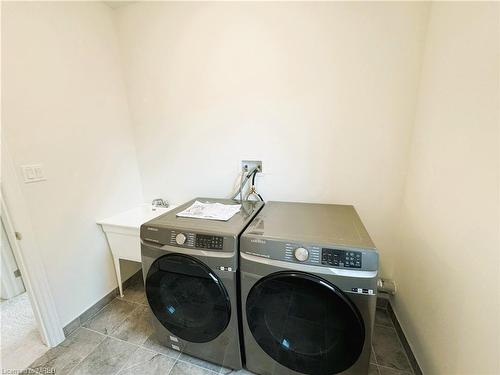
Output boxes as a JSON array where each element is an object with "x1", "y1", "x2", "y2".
[{"x1": 243, "y1": 201, "x2": 376, "y2": 249}]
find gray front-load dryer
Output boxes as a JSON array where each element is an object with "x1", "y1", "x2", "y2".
[
  {"x1": 240, "y1": 201, "x2": 379, "y2": 375},
  {"x1": 140, "y1": 198, "x2": 264, "y2": 370}
]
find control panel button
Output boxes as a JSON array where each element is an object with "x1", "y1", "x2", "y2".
[
  {"x1": 294, "y1": 247, "x2": 309, "y2": 262},
  {"x1": 175, "y1": 233, "x2": 187, "y2": 245},
  {"x1": 195, "y1": 234, "x2": 223, "y2": 250}
]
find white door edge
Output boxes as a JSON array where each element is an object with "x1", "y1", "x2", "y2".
[{"x1": 1, "y1": 146, "x2": 65, "y2": 347}]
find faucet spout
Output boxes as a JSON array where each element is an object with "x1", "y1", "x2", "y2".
[{"x1": 152, "y1": 198, "x2": 169, "y2": 208}]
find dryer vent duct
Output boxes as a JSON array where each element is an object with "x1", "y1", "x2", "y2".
[{"x1": 377, "y1": 278, "x2": 397, "y2": 295}]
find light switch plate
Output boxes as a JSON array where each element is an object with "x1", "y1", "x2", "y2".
[{"x1": 21, "y1": 164, "x2": 46, "y2": 183}]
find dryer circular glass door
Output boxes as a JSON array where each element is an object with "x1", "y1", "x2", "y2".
[
  {"x1": 146, "y1": 254, "x2": 231, "y2": 343},
  {"x1": 246, "y1": 271, "x2": 365, "y2": 375}
]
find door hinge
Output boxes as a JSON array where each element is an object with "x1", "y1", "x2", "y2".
[
  {"x1": 15, "y1": 232, "x2": 22, "y2": 240},
  {"x1": 14, "y1": 269, "x2": 21, "y2": 278}
]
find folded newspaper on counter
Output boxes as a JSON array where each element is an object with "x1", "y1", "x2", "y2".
[{"x1": 176, "y1": 200, "x2": 241, "y2": 221}]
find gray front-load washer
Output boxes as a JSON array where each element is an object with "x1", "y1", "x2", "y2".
[
  {"x1": 140, "y1": 198, "x2": 264, "y2": 370},
  {"x1": 240, "y1": 201, "x2": 379, "y2": 375}
]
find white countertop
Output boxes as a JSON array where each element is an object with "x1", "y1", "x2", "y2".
[{"x1": 97, "y1": 204, "x2": 178, "y2": 229}]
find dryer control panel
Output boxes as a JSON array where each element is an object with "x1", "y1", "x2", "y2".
[
  {"x1": 240, "y1": 237, "x2": 378, "y2": 271},
  {"x1": 322, "y1": 248, "x2": 362, "y2": 269},
  {"x1": 284, "y1": 243, "x2": 321, "y2": 264}
]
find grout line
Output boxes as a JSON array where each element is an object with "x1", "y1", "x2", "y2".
[
  {"x1": 173, "y1": 356, "x2": 220, "y2": 374},
  {"x1": 79, "y1": 326, "x2": 107, "y2": 337},
  {"x1": 56, "y1": 283, "x2": 224, "y2": 375},
  {"x1": 109, "y1": 340, "x2": 178, "y2": 375},
  {"x1": 112, "y1": 303, "x2": 142, "y2": 335},
  {"x1": 89, "y1": 301, "x2": 141, "y2": 337},
  {"x1": 166, "y1": 362, "x2": 173, "y2": 375},
  {"x1": 85, "y1": 290, "x2": 226, "y2": 375},
  {"x1": 80, "y1": 298, "x2": 115, "y2": 326},
  {"x1": 166, "y1": 360, "x2": 176, "y2": 375},
  {"x1": 117, "y1": 353, "x2": 164, "y2": 375},
  {"x1": 41, "y1": 289, "x2": 409, "y2": 375},
  {"x1": 373, "y1": 308, "x2": 415, "y2": 374},
  {"x1": 63, "y1": 317, "x2": 82, "y2": 337},
  {"x1": 85, "y1": 288, "x2": 143, "y2": 326},
  {"x1": 66, "y1": 322, "x2": 82, "y2": 338},
  {"x1": 32, "y1": 285, "x2": 144, "y2": 374},
  {"x1": 113, "y1": 346, "x2": 141, "y2": 375},
  {"x1": 139, "y1": 348, "x2": 181, "y2": 361},
  {"x1": 83, "y1": 326, "x2": 142, "y2": 349},
  {"x1": 386, "y1": 305, "x2": 417, "y2": 375},
  {"x1": 138, "y1": 339, "x2": 181, "y2": 361},
  {"x1": 372, "y1": 345, "x2": 379, "y2": 365},
  {"x1": 79, "y1": 279, "x2": 143, "y2": 326},
  {"x1": 373, "y1": 325, "x2": 413, "y2": 374},
  {"x1": 31, "y1": 327, "x2": 106, "y2": 375},
  {"x1": 65, "y1": 330, "x2": 107, "y2": 375},
  {"x1": 77, "y1": 277, "x2": 142, "y2": 329},
  {"x1": 392, "y1": 331, "x2": 415, "y2": 374},
  {"x1": 71, "y1": 327, "x2": 141, "y2": 375},
  {"x1": 117, "y1": 296, "x2": 149, "y2": 307}
]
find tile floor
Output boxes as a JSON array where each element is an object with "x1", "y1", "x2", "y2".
[{"x1": 25, "y1": 277, "x2": 414, "y2": 375}]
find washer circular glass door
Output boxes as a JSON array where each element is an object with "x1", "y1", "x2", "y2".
[
  {"x1": 146, "y1": 254, "x2": 231, "y2": 343},
  {"x1": 246, "y1": 272, "x2": 365, "y2": 375}
]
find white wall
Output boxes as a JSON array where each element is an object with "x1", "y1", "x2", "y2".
[
  {"x1": 5, "y1": 6, "x2": 496, "y2": 372},
  {"x1": 2, "y1": 1, "x2": 143, "y2": 326},
  {"x1": 114, "y1": 2, "x2": 430, "y2": 278},
  {"x1": 392, "y1": 2, "x2": 500, "y2": 374}
]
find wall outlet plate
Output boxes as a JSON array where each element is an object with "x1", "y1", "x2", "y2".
[
  {"x1": 241, "y1": 160, "x2": 262, "y2": 172},
  {"x1": 21, "y1": 164, "x2": 46, "y2": 183}
]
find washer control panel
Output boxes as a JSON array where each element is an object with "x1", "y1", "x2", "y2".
[
  {"x1": 169, "y1": 231, "x2": 224, "y2": 250},
  {"x1": 195, "y1": 234, "x2": 223, "y2": 250},
  {"x1": 322, "y1": 248, "x2": 362, "y2": 269},
  {"x1": 170, "y1": 231, "x2": 195, "y2": 247}
]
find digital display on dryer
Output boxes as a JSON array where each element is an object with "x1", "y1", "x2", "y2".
[
  {"x1": 322, "y1": 248, "x2": 361, "y2": 268},
  {"x1": 195, "y1": 234, "x2": 223, "y2": 250}
]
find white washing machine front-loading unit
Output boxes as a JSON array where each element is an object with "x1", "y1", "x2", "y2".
[
  {"x1": 140, "y1": 198, "x2": 264, "y2": 371},
  {"x1": 240, "y1": 201, "x2": 379, "y2": 375}
]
